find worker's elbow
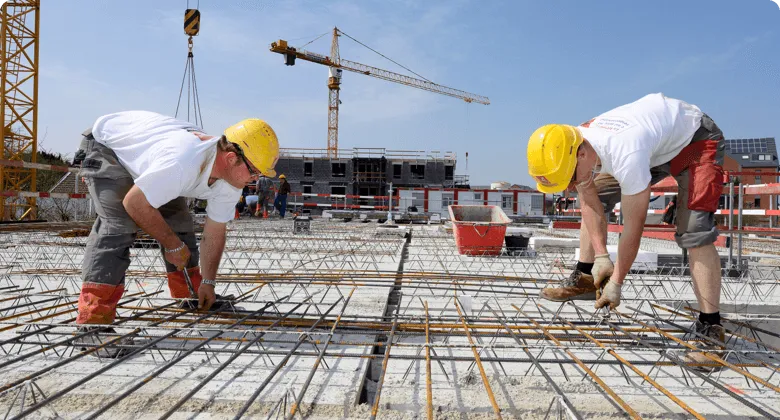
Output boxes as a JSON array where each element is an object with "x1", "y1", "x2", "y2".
[
  {"x1": 122, "y1": 188, "x2": 148, "y2": 217},
  {"x1": 122, "y1": 194, "x2": 135, "y2": 214}
]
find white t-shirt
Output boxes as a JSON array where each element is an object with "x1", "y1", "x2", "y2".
[
  {"x1": 92, "y1": 111, "x2": 241, "y2": 223},
  {"x1": 578, "y1": 93, "x2": 704, "y2": 195}
]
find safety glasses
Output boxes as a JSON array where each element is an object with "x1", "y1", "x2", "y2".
[{"x1": 232, "y1": 143, "x2": 260, "y2": 177}]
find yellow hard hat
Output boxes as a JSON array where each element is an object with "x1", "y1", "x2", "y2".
[
  {"x1": 224, "y1": 119, "x2": 279, "y2": 177},
  {"x1": 279, "y1": 174, "x2": 286, "y2": 179},
  {"x1": 527, "y1": 124, "x2": 583, "y2": 194}
]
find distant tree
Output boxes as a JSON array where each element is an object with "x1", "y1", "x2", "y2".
[
  {"x1": 17, "y1": 149, "x2": 71, "y2": 192},
  {"x1": 38, "y1": 197, "x2": 73, "y2": 221}
]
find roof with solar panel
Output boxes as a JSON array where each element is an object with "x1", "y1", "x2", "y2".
[{"x1": 724, "y1": 137, "x2": 778, "y2": 168}]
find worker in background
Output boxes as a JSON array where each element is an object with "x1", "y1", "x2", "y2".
[
  {"x1": 245, "y1": 193, "x2": 259, "y2": 216},
  {"x1": 274, "y1": 174, "x2": 291, "y2": 218},
  {"x1": 527, "y1": 93, "x2": 726, "y2": 369},
  {"x1": 75, "y1": 111, "x2": 279, "y2": 357},
  {"x1": 235, "y1": 195, "x2": 247, "y2": 219},
  {"x1": 254, "y1": 174, "x2": 275, "y2": 217}
]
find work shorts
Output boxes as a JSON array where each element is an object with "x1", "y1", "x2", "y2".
[
  {"x1": 77, "y1": 130, "x2": 199, "y2": 286},
  {"x1": 594, "y1": 114, "x2": 725, "y2": 249}
]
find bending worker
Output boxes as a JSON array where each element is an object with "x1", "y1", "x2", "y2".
[
  {"x1": 76, "y1": 111, "x2": 279, "y2": 329},
  {"x1": 527, "y1": 93, "x2": 725, "y2": 366},
  {"x1": 254, "y1": 174, "x2": 274, "y2": 217}
]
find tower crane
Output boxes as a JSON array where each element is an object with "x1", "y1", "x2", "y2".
[
  {"x1": 1, "y1": 0, "x2": 40, "y2": 220},
  {"x1": 270, "y1": 27, "x2": 489, "y2": 158}
]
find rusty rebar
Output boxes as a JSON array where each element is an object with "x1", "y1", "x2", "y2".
[
  {"x1": 512, "y1": 304, "x2": 641, "y2": 419},
  {"x1": 454, "y1": 297, "x2": 503, "y2": 419}
]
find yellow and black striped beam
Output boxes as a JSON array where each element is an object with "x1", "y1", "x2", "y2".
[{"x1": 184, "y1": 9, "x2": 200, "y2": 36}]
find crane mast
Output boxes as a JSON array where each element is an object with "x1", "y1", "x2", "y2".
[
  {"x1": 0, "y1": 0, "x2": 40, "y2": 220},
  {"x1": 327, "y1": 28, "x2": 341, "y2": 158}
]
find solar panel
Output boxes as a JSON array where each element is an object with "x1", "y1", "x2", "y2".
[{"x1": 726, "y1": 138, "x2": 775, "y2": 155}]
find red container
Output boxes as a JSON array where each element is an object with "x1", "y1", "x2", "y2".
[{"x1": 448, "y1": 205, "x2": 511, "y2": 256}]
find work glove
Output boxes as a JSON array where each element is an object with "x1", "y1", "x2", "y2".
[
  {"x1": 592, "y1": 254, "x2": 615, "y2": 289},
  {"x1": 595, "y1": 280, "x2": 622, "y2": 310}
]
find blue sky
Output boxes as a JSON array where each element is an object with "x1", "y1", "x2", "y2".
[{"x1": 39, "y1": 0, "x2": 780, "y2": 186}]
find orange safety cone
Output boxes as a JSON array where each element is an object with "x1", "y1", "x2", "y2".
[
  {"x1": 235, "y1": 209, "x2": 240, "y2": 220},
  {"x1": 263, "y1": 207, "x2": 268, "y2": 219}
]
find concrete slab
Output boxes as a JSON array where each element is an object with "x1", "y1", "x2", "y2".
[
  {"x1": 530, "y1": 236, "x2": 580, "y2": 249},
  {"x1": 0, "y1": 219, "x2": 778, "y2": 418}
]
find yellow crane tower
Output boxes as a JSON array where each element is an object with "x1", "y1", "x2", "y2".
[
  {"x1": 0, "y1": 0, "x2": 40, "y2": 220},
  {"x1": 270, "y1": 27, "x2": 490, "y2": 158}
]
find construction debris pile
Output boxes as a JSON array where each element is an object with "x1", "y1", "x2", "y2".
[{"x1": 0, "y1": 218, "x2": 778, "y2": 419}]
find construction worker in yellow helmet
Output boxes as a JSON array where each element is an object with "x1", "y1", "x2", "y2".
[
  {"x1": 527, "y1": 93, "x2": 726, "y2": 370},
  {"x1": 72, "y1": 111, "x2": 279, "y2": 357}
]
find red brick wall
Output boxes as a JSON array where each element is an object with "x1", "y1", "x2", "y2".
[{"x1": 722, "y1": 155, "x2": 777, "y2": 210}]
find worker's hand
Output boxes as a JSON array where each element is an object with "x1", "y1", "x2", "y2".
[
  {"x1": 595, "y1": 279, "x2": 622, "y2": 310},
  {"x1": 164, "y1": 243, "x2": 191, "y2": 271},
  {"x1": 592, "y1": 254, "x2": 615, "y2": 289},
  {"x1": 198, "y1": 284, "x2": 216, "y2": 311}
]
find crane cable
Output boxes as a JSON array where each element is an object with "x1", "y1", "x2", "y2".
[
  {"x1": 175, "y1": 1, "x2": 204, "y2": 127},
  {"x1": 297, "y1": 30, "x2": 331, "y2": 50},
  {"x1": 338, "y1": 29, "x2": 431, "y2": 82}
]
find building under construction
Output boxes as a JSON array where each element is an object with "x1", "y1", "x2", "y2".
[{"x1": 274, "y1": 148, "x2": 467, "y2": 198}]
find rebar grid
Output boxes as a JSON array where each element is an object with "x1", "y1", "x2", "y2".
[{"x1": 0, "y1": 219, "x2": 777, "y2": 419}]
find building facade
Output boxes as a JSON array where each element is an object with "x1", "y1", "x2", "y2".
[
  {"x1": 273, "y1": 148, "x2": 467, "y2": 198},
  {"x1": 397, "y1": 187, "x2": 545, "y2": 218},
  {"x1": 722, "y1": 138, "x2": 778, "y2": 210}
]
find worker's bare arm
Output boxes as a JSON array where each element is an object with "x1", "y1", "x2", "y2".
[
  {"x1": 613, "y1": 186, "x2": 651, "y2": 284},
  {"x1": 577, "y1": 182, "x2": 609, "y2": 255},
  {"x1": 200, "y1": 217, "x2": 227, "y2": 281},
  {"x1": 123, "y1": 186, "x2": 183, "y2": 250}
]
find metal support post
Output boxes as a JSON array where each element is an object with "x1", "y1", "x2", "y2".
[
  {"x1": 738, "y1": 182, "x2": 744, "y2": 268},
  {"x1": 387, "y1": 182, "x2": 393, "y2": 223},
  {"x1": 728, "y1": 179, "x2": 734, "y2": 268}
]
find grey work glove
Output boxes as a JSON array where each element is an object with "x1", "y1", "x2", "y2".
[
  {"x1": 592, "y1": 253, "x2": 615, "y2": 289},
  {"x1": 595, "y1": 280, "x2": 622, "y2": 310}
]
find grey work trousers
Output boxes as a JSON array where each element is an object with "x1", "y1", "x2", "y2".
[
  {"x1": 78, "y1": 132, "x2": 199, "y2": 287},
  {"x1": 257, "y1": 191, "x2": 272, "y2": 212},
  {"x1": 594, "y1": 114, "x2": 725, "y2": 249}
]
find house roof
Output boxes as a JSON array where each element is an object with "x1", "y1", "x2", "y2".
[
  {"x1": 49, "y1": 172, "x2": 88, "y2": 194},
  {"x1": 724, "y1": 138, "x2": 778, "y2": 168}
]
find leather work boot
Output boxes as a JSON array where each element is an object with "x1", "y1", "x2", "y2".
[
  {"x1": 75, "y1": 326, "x2": 134, "y2": 359},
  {"x1": 683, "y1": 321, "x2": 726, "y2": 371},
  {"x1": 539, "y1": 270, "x2": 597, "y2": 302}
]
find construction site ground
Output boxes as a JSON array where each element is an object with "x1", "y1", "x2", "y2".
[{"x1": 0, "y1": 218, "x2": 779, "y2": 419}]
